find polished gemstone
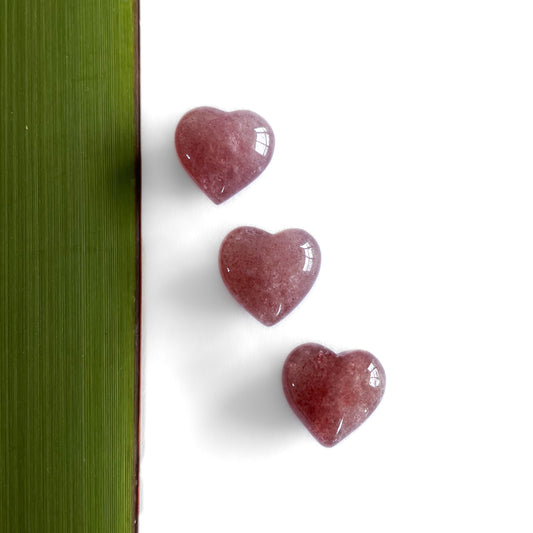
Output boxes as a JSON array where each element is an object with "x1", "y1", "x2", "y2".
[
  {"x1": 219, "y1": 227, "x2": 320, "y2": 326},
  {"x1": 175, "y1": 107, "x2": 275, "y2": 204},
  {"x1": 282, "y1": 343, "x2": 386, "y2": 447}
]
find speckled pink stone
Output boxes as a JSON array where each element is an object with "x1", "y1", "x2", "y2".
[
  {"x1": 175, "y1": 107, "x2": 274, "y2": 204},
  {"x1": 283, "y1": 343, "x2": 386, "y2": 447},
  {"x1": 219, "y1": 227, "x2": 320, "y2": 326}
]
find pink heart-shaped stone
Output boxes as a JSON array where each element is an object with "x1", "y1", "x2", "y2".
[
  {"x1": 283, "y1": 343, "x2": 386, "y2": 447},
  {"x1": 219, "y1": 227, "x2": 320, "y2": 326},
  {"x1": 175, "y1": 107, "x2": 275, "y2": 204}
]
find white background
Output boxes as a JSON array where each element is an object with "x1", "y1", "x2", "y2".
[{"x1": 140, "y1": 2, "x2": 533, "y2": 531}]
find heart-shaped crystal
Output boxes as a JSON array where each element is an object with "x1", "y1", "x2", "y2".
[
  {"x1": 175, "y1": 107, "x2": 274, "y2": 204},
  {"x1": 283, "y1": 343, "x2": 386, "y2": 447},
  {"x1": 219, "y1": 227, "x2": 320, "y2": 326}
]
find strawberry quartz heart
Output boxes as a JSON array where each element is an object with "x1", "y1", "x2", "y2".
[
  {"x1": 219, "y1": 227, "x2": 320, "y2": 326},
  {"x1": 175, "y1": 107, "x2": 275, "y2": 204},
  {"x1": 283, "y1": 343, "x2": 386, "y2": 447}
]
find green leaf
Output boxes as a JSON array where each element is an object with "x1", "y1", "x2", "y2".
[{"x1": 0, "y1": 1, "x2": 140, "y2": 531}]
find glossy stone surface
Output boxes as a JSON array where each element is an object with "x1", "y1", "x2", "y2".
[
  {"x1": 219, "y1": 227, "x2": 320, "y2": 326},
  {"x1": 283, "y1": 343, "x2": 386, "y2": 447},
  {"x1": 175, "y1": 107, "x2": 275, "y2": 204}
]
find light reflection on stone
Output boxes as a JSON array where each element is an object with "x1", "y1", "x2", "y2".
[
  {"x1": 254, "y1": 126, "x2": 271, "y2": 157},
  {"x1": 367, "y1": 362, "x2": 381, "y2": 387}
]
